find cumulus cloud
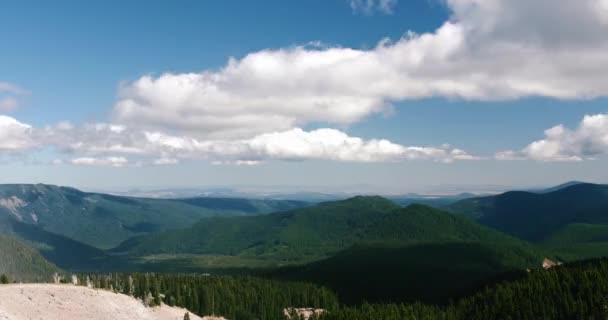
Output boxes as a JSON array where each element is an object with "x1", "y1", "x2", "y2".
[
  {"x1": 0, "y1": 115, "x2": 36, "y2": 151},
  {"x1": 0, "y1": 115, "x2": 479, "y2": 165},
  {"x1": 496, "y1": 114, "x2": 608, "y2": 161},
  {"x1": 350, "y1": 0, "x2": 398, "y2": 15},
  {"x1": 113, "y1": 0, "x2": 608, "y2": 139},
  {"x1": 140, "y1": 127, "x2": 480, "y2": 163}
]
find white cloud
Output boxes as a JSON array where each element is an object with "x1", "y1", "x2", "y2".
[
  {"x1": 350, "y1": 0, "x2": 398, "y2": 15},
  {"x1": 0, "y1": 115, "x2": 36, "y2": 151},
  {"x1": 0, "y1": 115, "x2": 479, "y2": 165},
  {"x1": 496, "y1": 114, "x2": 608, "y2": 161},
  {"x1": 243, "y1": 128, "x2": 478, "y2": 163},
  {"x1": 71, "y1": 156, "x2": 129, "y2": 167},
  {"x1": 113, "y1": 0, "x2": 608, "y2": 139},
  {"x1": 139, "y1": 127, "x2": 480, "y2": 163},
  {"x1": 10, "y1": 1, "x2": 608, "y2": 167}
]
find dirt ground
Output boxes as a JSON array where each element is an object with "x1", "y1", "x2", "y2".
[{"x1": 0, "y1": 284, "x2": 204, "y2": 320}]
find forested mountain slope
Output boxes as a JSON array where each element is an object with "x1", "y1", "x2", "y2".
[
  {"x1": 113, "y1": 197, "x2": 527, "y2": 264},
  {"x1": 0, "y1": 234, "x2": 60, "y2": 282},
  {"x1": 447, "y1": 183, "x2": 608, "y2": 243},
  {"x1": 0, "y1": 184, "x2": 308, "y2": 249},
  {"x1": 269, "y1": 241, "x2": 543, "y2": 304}
]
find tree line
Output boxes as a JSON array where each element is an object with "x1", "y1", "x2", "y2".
[
  {"x1": 74, "y1": 272, "x2": 338, "y2": 320},
  {"x1": 317, "y1": 259, "x2": 608, "y2": 320},
  {"x1": 67, "y1": 258, "x2": 608, "y2": 320}
]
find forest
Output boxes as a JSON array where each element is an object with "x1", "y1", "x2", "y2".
[{"x1": 68, "y1": 258, "x2": 608, "y2": 320}]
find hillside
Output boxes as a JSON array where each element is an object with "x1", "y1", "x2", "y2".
[
  {"x1": 321, "y1": 258, "x2": 608, "y2": 320},
  {"x1": 113, "y1": 197, "x2": 527, "y2": 266},
  {"x1": 447, "y1": 183, "x2": 608, "y2": 243},
  {"x1": 0, "y1": 234, "x2": 60, "y2": 282},
  {"x1": 0, "y1": 184, "x2": 308, "y2": 249},
  {"x1": 268, "y1": 241, "x2": 542, "y2": 305},
  {"x1": 0, "y1": 215, "x2": 111, "y2": 270},
  {"x1": 0, "y1": 284, "x2": 203, "y2": 320}
]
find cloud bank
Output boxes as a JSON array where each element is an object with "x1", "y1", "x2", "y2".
[
  {"x1": 0, "y1": 115, "x2": 478, "y2": 166},
  {"x1": 113, "y1": 0, "x2": 608, "y2": 139},
  {"x1": 3, "y1": 0, "x2": 608, "y2": 166},
  {"x1": 497, "y1": 114, "x2": 608, "y2": 161}
]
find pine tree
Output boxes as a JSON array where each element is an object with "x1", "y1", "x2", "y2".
[
  {"x1": 0, "y1": 274, "x2": 9, "y2": 284},
  {"x1": 183, "y1": 312, "x2": 190, "y2": 320}
]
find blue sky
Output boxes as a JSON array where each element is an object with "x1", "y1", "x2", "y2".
[{"x1": 1, "y1": 0, "x2": 608, "y2": 193}]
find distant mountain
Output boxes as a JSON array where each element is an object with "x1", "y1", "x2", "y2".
[
  {"x1": 447, "y1": 183, "x2": 608, "y2": 245},
  {"x1": 0, "y1": 234, "x2": 60, "y2": 282},
  {"x1": 113, "y1": 196, "x2": 526, "y2": 265},
  {"x1": 269, "y1": 241, "x2": 542, "y2": 304},
  {"x1": 175, "y1": 197, "x2": 308, "y2": 214},
  {"x1": 0, "y1": 184, "x2": 308, "y2": 249},
  {"x1": 106, "y1": 187, "x2": 350, "y2": 202},
  {"x1": 531, "y1": 181, "x2": 586, "y2": 193}
]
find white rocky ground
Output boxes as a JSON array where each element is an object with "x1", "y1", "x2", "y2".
[{"x1": 0, "y1": 284, "x2": 206, "y2": 320}]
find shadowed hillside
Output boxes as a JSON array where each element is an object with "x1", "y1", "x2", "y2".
[
  {"x1": 448, "y1": 183, "x2": 608, "y2": 243},
  {"x1": 0, "y1": 234, "x2": 60, "y2": 282}
]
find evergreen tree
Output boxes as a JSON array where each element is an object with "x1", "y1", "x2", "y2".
[{"x1": 0, "y1": 274, "x2": 9, "y2": 284}]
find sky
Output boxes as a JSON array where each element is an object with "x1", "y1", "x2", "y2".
[{"x1": 1, "y1": 0, "x2": 608, "y2": 193}]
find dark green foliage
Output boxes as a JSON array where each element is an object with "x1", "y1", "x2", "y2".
[
  {"x1": 448, "y1": 183, "x2": 608, "y2": 242},
  {"x1": 2, "y1": 216, "x2": 108, "y2": 270},
  {"x1": 270, "y1": 241, "x2": 542, "y2": 305},
  {"x1": 75, "y1": 273, "x2": 338, "y2": 320},
  {"x1": 0, "y1": 274, "x2": 8, "y2": 284},
  {"x1": 114, "y1": 198, "x2": 524, "y2": 267},
  {"x1": 319, "y1": 258, "x2": 608, "y2": 320},
  {"x1": 112, "y1": 196, "x2": 400, "y2": 259},
  {"x1": 0, "y1": 234, "x2": 60, "y2": 282}
]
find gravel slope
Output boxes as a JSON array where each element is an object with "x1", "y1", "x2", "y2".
[{"x1": 0, "y1": 284, "x2": 203, "y2": 320}]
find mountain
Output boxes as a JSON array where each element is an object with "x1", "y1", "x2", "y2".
[
  {"x1": 447, "y1": 183, "x2": 608, "y2": 245},
  {"x1": 535, "y1": 180, "x2": 586, "y2": 193},
  {"x1": 269, "y1": 241, "x2": 542, "y2": 305},
  {"x1": 113, "y1": 196, "x2": 527, "y2": 266},
  {"x1": 0, "y1": 234, "x2": 60, "y2": 282},
  {"x1": 0, "y1": 184, "x2": 308, "y2": 249},
  {"x1": 174, "y1": 197, "x2": 308, "y2": 214}
]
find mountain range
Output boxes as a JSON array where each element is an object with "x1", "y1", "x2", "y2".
[
  {"x1": 0, "y1": 184, "x2": 308, "y2": 249},
  {"x1": 447, "y1": 183, "x2": 608, "y2": 242},
  {"x1": 2, "y1": 181, "x2": 608, "y2": 297}
]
